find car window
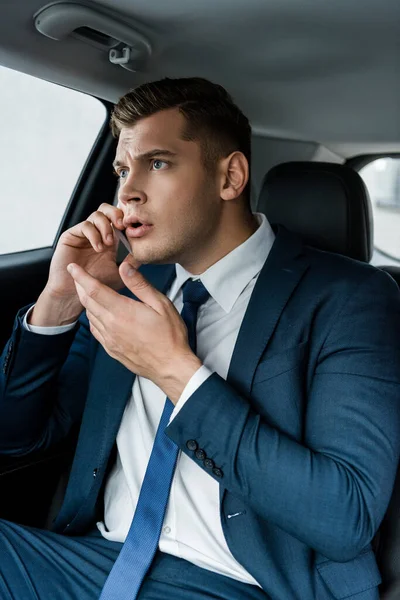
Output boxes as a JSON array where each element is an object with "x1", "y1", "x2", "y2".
[
  {"x1": 0, "y1": 66, "x2": 106, "y2": 255},
  {"x1": 359, "y1": 158, "x2": 400, "y2": 266}
]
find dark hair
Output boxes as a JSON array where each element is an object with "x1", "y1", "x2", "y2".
[{"x1": 110, "y1": 77, "x2": 251, "y2": 205}]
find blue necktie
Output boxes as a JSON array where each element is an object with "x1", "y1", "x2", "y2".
[{"x1": 99, "y1": 279, "x2": 210, "y2": 600}]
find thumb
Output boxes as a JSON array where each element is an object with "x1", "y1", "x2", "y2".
[
  {"x1": 119, "y1": 260, "x2": 163, "y2": 310},
  {"x1": 120, "y1": 252, "x2": 141, "y2": 271}
]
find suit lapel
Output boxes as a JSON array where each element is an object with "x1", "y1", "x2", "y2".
[
  {"x1": 218, "y1": 228, "x2": 309, "y2": 508},
  {"x1": 227, "y1": 227, "x2": 309, "y2": 398}
]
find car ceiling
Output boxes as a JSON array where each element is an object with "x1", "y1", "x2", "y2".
[{"x1": 0, "y1": 0, "x2": 399, "y2": 157}]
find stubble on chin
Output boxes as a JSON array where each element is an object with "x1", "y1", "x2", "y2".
[
  {"x1": 131, "y1": 215, "x2": 207, "y2": 267},
  {"x1": 130, "y1": 240, "x2": 182, "y2": 266}
]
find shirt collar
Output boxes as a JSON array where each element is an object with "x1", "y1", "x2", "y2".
[{"x1": 173, "y1": 213, "x2": 275, "y2": 313}]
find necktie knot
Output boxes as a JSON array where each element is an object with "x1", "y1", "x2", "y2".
[{"x1": 182, "y1": 279, "x2": 210, "y2": 307}]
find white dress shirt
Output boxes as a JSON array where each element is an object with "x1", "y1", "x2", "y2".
[{"x1": 24, "y1": 213, "x2": 275, "y2": 586}]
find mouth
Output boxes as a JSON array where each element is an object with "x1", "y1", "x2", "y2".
[{"x1": 123, "y1": 218, "x2": 153, "y2": 239}]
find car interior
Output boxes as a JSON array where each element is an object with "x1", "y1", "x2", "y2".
[{"x1": 0, "y1": 0, "x2": 399, "y2": 597}]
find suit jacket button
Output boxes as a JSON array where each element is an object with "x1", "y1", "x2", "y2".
[
  {"x1": 204, "y1": 458, "x2": 215, "y2": 469},
  {"x1": 186, "y1": 440, "x2": 198, "y2": 451},
  {"x1": 195, "y1": 449, "x2": 206, "y2": 460},
  {"x1": 213, "y1": 468, "x2": 223, "y2": 478}
]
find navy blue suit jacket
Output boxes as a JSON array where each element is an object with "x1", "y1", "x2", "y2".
[{"x1": 2, "y1": 228, "x2": 400, "y2": 600}]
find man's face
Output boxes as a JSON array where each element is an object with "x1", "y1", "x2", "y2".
[{"x1": 114, "y1": 108, "x2": 221, "y2": 269}]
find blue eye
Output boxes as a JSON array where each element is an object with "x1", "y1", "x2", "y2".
[
  {"x1": 119, "y1": 169, "x2": 129, "y2": 179},
  {"x1": 152, "y1": 160, "x2": 167, "y2": 171}
]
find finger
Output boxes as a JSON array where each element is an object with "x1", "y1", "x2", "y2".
[
  {"x1": 67, "y1": 264, "x2": 116, "y2": 312},
  {"x1": 119, "y1": 261, "x2": 169, "y2": 314},
  {"x1": 73, "y1": 282, "x2": 105, "y2": 322},
  {"x1": 86, "y1": 309, "x2": 105, "y2": 334},
  {"x1": 96, "y1": 203, "x2": 125, "y2": 230},
  {"x1": 73, "y1": 280, "x2": 86, "y2": 307},
  {"x1": 64, "y1": 220, "x2": 105, "y2": 253},
  {"x1": 87, "y1": 317, "x2": 103, "y2": 346},
  {"x1": 72, "y1": 280, "x2": 103, "y2": 321},
  {"x1": 120, "y1": 251, "x2": 142, "y2": 272},
  {"x1": 87, "y1": 211, "x2": 118, "y2": 247},
  {"x1": 78, "y1": 220, "x2": 107, "y2": 252}
]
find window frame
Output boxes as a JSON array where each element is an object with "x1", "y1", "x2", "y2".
[
  {"x1": 346, "y1": 153, "x2": 400, "y2": 264},
  {"x1": 346, "y1": 153, "x2": 400, "y2": 172}
]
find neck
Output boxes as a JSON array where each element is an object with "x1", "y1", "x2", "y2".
[{"x1": 182, "y1": 209, "x2": 259, "y2": 275}]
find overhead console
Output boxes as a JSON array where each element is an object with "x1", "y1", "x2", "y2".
[{"x1": 34, "y1": 2, "x2": 152, "y2": 72}]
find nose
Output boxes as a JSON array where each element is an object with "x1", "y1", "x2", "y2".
[
  {"x1": 118, "y1": 190, "x2": 147, "y2": 206},
  {"x1": 118, "y1": 176, "x2": 147, "y2": 206}
]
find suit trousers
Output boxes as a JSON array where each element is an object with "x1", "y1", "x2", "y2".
[{"x1": 0, "y1": 519, "x2": 268, "y2": 600}]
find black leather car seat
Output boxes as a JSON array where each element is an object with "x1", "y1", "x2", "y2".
[{"x1": 258, "y1": 161, "x2": 373, "y2": 262}]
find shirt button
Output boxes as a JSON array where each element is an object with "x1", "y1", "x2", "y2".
[
  {"x1": 186, "y1": 440, "x2": 198, "y2": 451},
  {"x1": 163, "y1": 526, "x2": 171, "y2": 534}
]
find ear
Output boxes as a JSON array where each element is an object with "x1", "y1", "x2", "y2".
[{"x1": 219, "y1": 151, "x2": 249, "y2": 202}]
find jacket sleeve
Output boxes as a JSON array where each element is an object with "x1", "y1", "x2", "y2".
[
  {"x1": 166, "y1": 268, "x2": 400, "y2": 562},
  {"x1": 0, "y1": 305, "x2": 93, "y2": 455}
]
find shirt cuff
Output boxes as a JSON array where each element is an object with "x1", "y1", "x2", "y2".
[
  {"x1": 23, "y1": 305, "x2": 78, "y2": 335},
  {"x1": 168, "y1": 365, "x2": 213, "y2": 424}
]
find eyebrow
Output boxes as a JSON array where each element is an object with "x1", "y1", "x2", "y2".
[{"x1": 113, "y1": 149, "x2": 177, "y2": 170}]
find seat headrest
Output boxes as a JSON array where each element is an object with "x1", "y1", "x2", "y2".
[{"x1": 258, "y1": 162, "x2": 373, "y2": 262}]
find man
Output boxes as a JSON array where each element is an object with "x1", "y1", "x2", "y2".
[{"x1": 0, "y1": 77, "x2": 400, "y2": 600}]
